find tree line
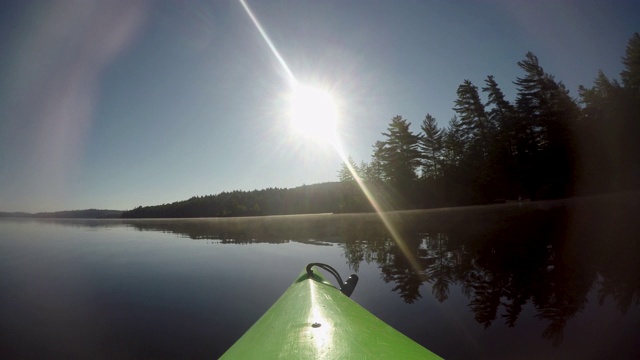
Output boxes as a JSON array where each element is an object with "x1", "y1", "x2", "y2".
[
  {"x1": 338, "y1": 195, "x2": 639, "y2": 346},
  {"x1": 33, "y1": 33, "x2": 638, "y2": 219},
  {"x1": 338, "y1": 33, "x2": 640, "y2": 212},
  {"x1": 117, "y1": 194, "x2": 639, "y2": 347},
  {"x1": 0, "y1": 209, "x2": 122, "y2": 219},
  {"x1": 121, "y1": 183, "x2": 342, "y2": 218}
]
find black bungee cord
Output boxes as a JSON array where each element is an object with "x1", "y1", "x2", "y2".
[{"x1": 306, "y1": 262, "x2": 359, "y2": 297}]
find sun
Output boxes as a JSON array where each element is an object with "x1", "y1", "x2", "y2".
[{"x1": 288, "y1": 84, "x2": 339, "y2": 143}]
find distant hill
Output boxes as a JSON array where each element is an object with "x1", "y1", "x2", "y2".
[
  {"x1": 2, "y1": 182, "x2": 377, "y2": 219},
  {"x1": 121, "y1": 182, "x2": 352, "y2": 218},
  {"x1": 0, "y1": 183, "x2": 359, "y2": 219},
  {"x1": 0, "y1": 209, "x2": 123, "y2": 219},
  {"x1": 0, "y1": 212, "x2": 32, "y2": 218}
]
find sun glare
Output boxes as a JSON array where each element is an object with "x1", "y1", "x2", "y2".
[
  {"x1": 240, "y1": 0, "x2": 424, "y2": 279},
  {"x1": 288, "y1": 84, "x2": 339, "y2": 143}
]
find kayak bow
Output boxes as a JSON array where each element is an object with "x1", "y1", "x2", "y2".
[{"x1": 220, "y1": 263, "x2": 442, "y2": 359}]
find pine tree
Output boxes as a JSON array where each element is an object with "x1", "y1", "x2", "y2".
[
  {"x1": 621, "y1": 32, "x2": 640, "y2": 98},
  {"x1": 373, "y1": 116, "x2": 421, "y2": 206},
  {"x1": 418, "y1": 114, "x2": 443, "y2": 179},
  {"x1": 483, "y1": 75, "x2": 516, "y2": 154},
  {"x1": 483, "y1": 76, "x2": 518, "y2": 197},
  {"x1": 371, "y1": 140, "x2": 388, "y2": 181},
  {"x1": 337, "y1": 156, "x2": 359, "y2": 182},
  {"x1": 578, "y1": 70, "x2": 620, "y2": 122},
  {"x1": 578, "y1": 33, "x2": 640, "y2": 192},
  {"x1": 374, "y1": 116, "x2": 421, "y2": 184},
  {"x1": 441, "y1": 116, "x2": 466, "y2": 169},
  {"x1": 514, "y1": 52, "x2": 580, "y2": 198},
  {"x1": 453, "y1": 80, "x2": 491, "y2": 159},
  {"x1": 513, "y1": 52, "x2": 547, "y2": 153},
  {"x1": 359, "y1": 159, "x2": 381, "y2": 183}
]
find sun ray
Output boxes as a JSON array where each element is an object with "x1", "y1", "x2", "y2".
[
  {"x1": 239, "y1": 0, "x2": 423, "y2": 275},
  {"x1": 238, "y1": 0, "x2": 296, "y2": 87},
  {"x1": 333, "y1": 142, "x2": 423, "y2": 274}
]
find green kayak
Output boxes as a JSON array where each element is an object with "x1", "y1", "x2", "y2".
[{"x1": 220, "y1": 263, "x2": 442, "y2": 359}]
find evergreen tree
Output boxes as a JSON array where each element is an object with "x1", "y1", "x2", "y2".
[
  {"x1": 619, "y1": 33, "x2": 640, "y2": 186},
  {"x1": 483, "y1": 75, "x2": 516, "y2": 155},
  {"x1": 513, "y1": 52, "x2": 547, "y2": 154},
  {"x1": 453, "y1": 80, "x2": 492, "y2": 159},
  {"x1": 483, "y1": 76, "x2": 518, "y2": 197},
  {"x1": 441, "y1": 116, "x2": 466, "y2": 169},
  {"x1": 373, "y1": 116, "x2": 421, "y2": 206},
  {"x1": 369, "y1": 141, "x2": 388, "y2": 182},
  {"x1": 578, "y1": 33, "x2": 640, "y2": 192},
  {"x1": 337, "y1": 156, "x2": 359, "y2": 182},
  {"x1": 621, "y1": 32, "x2": 640, "y2": 98},
  {"x1": 418, "y1": 114, "x2": 443, "y2": 179},
  {"x1": 453, "y1": 79, "x2": 506, "y2": 201},
  {"x1": 374, "y1": 116, "x2": 421, "y2": 183},
  {"x1": 336, "y1": 33, "x2": 639, "y2": 207},
  {"x1": 514, "y1": 52, "x2": 580, "y2": 198},
  {"x1": 514, "y1": 52, "x2": 579, "y2": 154},
  {"x1": 578, "y1": 71, "x2": 620, "y2": 124},
  {"x1": 337, "y1": 156, "x2": 368, "y2": 212}
]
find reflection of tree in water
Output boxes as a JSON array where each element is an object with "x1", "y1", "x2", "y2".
[
  {"x1": 341, "y1": 197, "x2": 640, "y2": 346},
  {"x1": 423, "y1": 233, "x2": 457, "y2": 303},
  {"x1": 122, "y1": 215, "x2": 349, "y2": 244},
  {"x1": 598, "y1": 269, "x2": 640, "y2": 315},
  {"x1": 532, "y1": 242, "x2": 593, "y2": 346},
  {"x1": 73, "y1": 197, "x2": 638, "y2": 346},
  {"x1": 339, "y1": 216, "x2": 427, "y2": 302},
  {"x1": 340, "y1": 216, "x2": 391, "y2": 273},
  {"x1": 595, "y1": 214, "x2": 640, "y2": 316},
  {"x1": 380, "y1": 244, "x2": 425, "y2": 303}
]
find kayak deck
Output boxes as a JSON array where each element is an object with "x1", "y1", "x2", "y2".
[{"x1": 220, "y1": 266, "x2": 441, "y2": 359}]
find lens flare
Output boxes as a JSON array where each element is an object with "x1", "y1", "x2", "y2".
[
  {"x1": 238, "y1": 0, "x2": 423, "y2": 275},
  {"x1": 238, "y1": 0, "x2": 295, "y2": 86}
]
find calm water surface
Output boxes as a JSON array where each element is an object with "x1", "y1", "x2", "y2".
[{"x1": 1, "y1": 194, "x2": 639, "y2": 359}]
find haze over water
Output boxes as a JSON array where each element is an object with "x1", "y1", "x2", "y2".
[{"x1": 1, "y1": 194, "x2": 638, "y2": 359}]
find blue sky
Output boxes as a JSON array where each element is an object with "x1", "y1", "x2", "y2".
[{"x1": 0, "y1": 0, "x2": 638, "y2": 212}]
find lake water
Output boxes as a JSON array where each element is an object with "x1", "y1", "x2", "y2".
[{"x1": 1, "y1": 194, "x2": 639, "y2": 359}]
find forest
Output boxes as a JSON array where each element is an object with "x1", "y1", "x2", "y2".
[
  {"x1": 122, "y1": 183, "x2": 342, "y2": 218},
  {"x1": 337, "y1": 33, "x2": 640, "y2": 212},
  {"x1": 120, "y1": 33, "x2": 640, "y2": 218}
]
